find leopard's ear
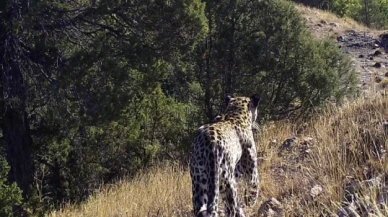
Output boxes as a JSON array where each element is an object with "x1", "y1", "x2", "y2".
[
  {"x1": 212, "y1": 114, "x2": 224, "y2": 123},
  {"x1": 225, "y1": 94, "x2": 232, "y2": 106},
  {"x1": 250, "y1": 94, "x2": 260, "y2": 108}
]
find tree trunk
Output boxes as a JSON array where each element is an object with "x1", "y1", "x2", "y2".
[
  {"x1": 204, "y1": 7, "x2": 214, "y2": 121},
  {"x1": 2, "y1": 56, "x2": 33, "y2": 200},
  {"x1": 364, "y1": 0, "x2": 370, "y2": 27},
  {"x1": 0, "y1": 0, "x2": 34, "y2": 200}
]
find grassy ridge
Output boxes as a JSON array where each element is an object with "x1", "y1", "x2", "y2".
[
  {"x1": 49, "y1": 166, "x2": 192, "y2": 217},
  {"x1": 49, "y1": 5, "x2": 388, "y2": 216},
  {"x1": 49, "y1": 94, "x2": 388, "y2": 216}
]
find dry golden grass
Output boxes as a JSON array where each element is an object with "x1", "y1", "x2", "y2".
[
  {"x1": 254, "y1": 95, "x2": 388, "y2": 216},
  {"x1": 49, "y1": 94, "x2": 388, "y2": 217},
  {"x1": 48, "y1": 6, "x2": 388, "y2": 217},
  {"x1": 48, "y1": 165, "x2": 193, "y2": 217},
  {"x1": 295, "y1": 3, "x2": 384, "y2": 39},
  {"x1": 296, "y1": 3, "x2": 366, "y2": 30}
]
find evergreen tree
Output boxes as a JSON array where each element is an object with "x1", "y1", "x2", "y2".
[
  {"x1": 0, "y1": 0, "x2": 358, "y2": 215},
  {"x1": 193, "y1": 0, "x2": 357, "y2": 120}
]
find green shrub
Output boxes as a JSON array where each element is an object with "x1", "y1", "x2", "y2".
[
  {"x1": 253, "y1": 0, "x2": 358, "y2": 118},
  {"x1": 194, "y1": 0, "x2": 358, "y2": 119},
  {"x1": 0, "y1": 158, "x2": 23, "y2": 217}
]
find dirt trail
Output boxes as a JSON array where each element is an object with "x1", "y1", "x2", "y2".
[{"x1": 297, "y1": 5, "x2": 388, "y2": 95}]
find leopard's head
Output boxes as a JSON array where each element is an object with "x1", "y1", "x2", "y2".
[{"x1": 222, "y1": 94, "x2": 260, "y2": 128}]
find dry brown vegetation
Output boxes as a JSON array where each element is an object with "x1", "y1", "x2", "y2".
[
  {"x1": 295, "y1": 3, "x2": 382, "y2": 39},
  {"x1": 48, "y1": 4, "x2": 388, "y2": 217},
  {"x1": 49, "y1": 94, "x2": 388, "y2": 217},
  {"x1": 49, "y1": 166, "x2": 193, "y2": 217}
]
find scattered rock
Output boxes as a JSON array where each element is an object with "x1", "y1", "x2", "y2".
[
  {"x1": 345, "y1": 29, "x2": 356, "y2": 35},
  {"x1": 373, "y1": 62, "x2": 382, "y2": 68},
  {"x1": 348, "y1": 42, "x2": 361, "y2": 47},
  {"x1": 310, "y1": 185, "x2": 323, "y2": 199},
  {"x1": 380, "y1": 33, "x2": 388, "y2": 51},
  {"x1": 278, "y1": 137, "x2": 296, "y2": 155},
  {"x1": 370, "y1": 57, "x2": 374, "y2": 60},
  {"x1": 257, "y1": 197, "x2": 283, "y2": 217},
  {"x1": 337, "y1": 36, "x2": 346, "y2": 42},
  {"x1": 270, "y1": 139, "x2": 278, "y2": 148},
  {"x1": 339, "y1": 174, "x2": 388, "y2": 216},
  {"x1": 320, "y1": 19, "x2": 327, "y2": 24},
  {"x1": 373, "y1": 50, "x2": 382, "y2": 56},
  {"x1": 358, "y1": 54, "x2": 364, "y2": 58},
  {"x1": 329, "y1": 22, "x2": 339, "y2": 27},
  {"x1": 316, "y1": 23, "x2": 322, "y2": 27},
  {"x1": 302, "y1": 136, "x2": 314, "y2": 146}
]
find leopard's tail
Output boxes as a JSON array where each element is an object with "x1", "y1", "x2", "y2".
[
  {"x1": 206, "y1": 145, "x2": 221, "y2": 216},
  {"x1": 191, "y1": 144, "x2": 221, "y2": 217}
]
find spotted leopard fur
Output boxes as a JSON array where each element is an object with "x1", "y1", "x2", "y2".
[{"x1": 190, "y1": 94, "x2": 261, "y2": 217}]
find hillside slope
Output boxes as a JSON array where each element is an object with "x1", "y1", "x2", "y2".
[
  {"x1": 48, "y1": 4, "x2": 388, "y2": 217},
  {"x1": 297, "y1": 5, "x2": 388, "y2": 95},
  {"x1": 49, "y1": 96, "x2": 388, "y2": 217}
]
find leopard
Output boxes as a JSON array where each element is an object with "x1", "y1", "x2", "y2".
[{"x1": 190, "y1": 94, "x2": 261, "y2": 217}]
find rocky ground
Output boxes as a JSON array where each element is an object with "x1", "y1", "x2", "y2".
[
  {"x1": 49, "y1": 5, "x2": 388, "y2": 217},
  {"x1": 253, "y1": 6, "x2": 388, "y2": 217},
  {"x1": 299, "y1": 6, "x2": 388, "y2": 96}
]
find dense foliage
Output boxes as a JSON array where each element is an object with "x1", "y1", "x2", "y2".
[
  {"x1": 0, "y1": 0, "x2": 357, "y2": 215},
  {"x1": 0, "y1": 158, "x2": 22, "y2": 217},
  {"x1": 192, "y1": 0, "x2": 357, "y2": 119}
]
